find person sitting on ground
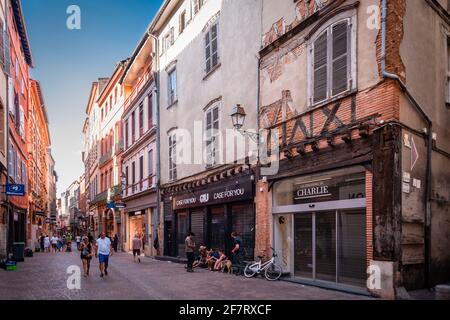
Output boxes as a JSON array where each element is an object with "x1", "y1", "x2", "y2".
[
  {"x1": 206, "y1": 248, "x2": 219, "y2": 271},
  {"x1": 193, "y1": 246, "x2": 208, "y2": 268},
  {"x1": 213, "y1": 249, "x2": 227, "y2": 271}
]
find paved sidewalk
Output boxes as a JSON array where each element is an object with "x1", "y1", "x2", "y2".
[{"x1": 0, "y1": 250, "x2": 371, "y2": 300}]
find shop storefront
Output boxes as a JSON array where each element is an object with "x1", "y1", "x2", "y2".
[
  {"x1": 169, "y1": 176, "x2": 255, "y2": 259},
  {"x1": 123, "y1": 192, "x2": 157, "y2": 256},
  {"x1": 272, "y1": 166, "x2": 368, "y2": 290}
]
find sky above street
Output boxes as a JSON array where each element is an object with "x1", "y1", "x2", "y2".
[{"x1": 22, "y1": 0, "x2": 163, "y2": 195}]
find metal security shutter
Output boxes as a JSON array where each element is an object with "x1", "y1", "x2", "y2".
[
  {"x1": 332, "y1": 20, "x2": 349, "y2": 96},
  {"x1": 313, "y1": 31, "x2": 328, "y2": 104},
  {"x1": 177, "y1": 212, "x2": 188, "y2": 257},
  {"x1": 231, "y1": 204, "x2": 255, "y2": 260},
  {"x1": 210, "y1": 207, "x2": 225, "y2": 251},
  {"x1": 190, "y1": 210, "x2": 205, "y2": 248}
]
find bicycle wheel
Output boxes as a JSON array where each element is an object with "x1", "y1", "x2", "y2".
[
  {"x1": 265, "y1": 263, "x2": 282, "y2": 281},
  {"x1": 244, "y1": 263, "x2": 258, "y2": 278}
]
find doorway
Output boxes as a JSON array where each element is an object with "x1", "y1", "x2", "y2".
[{"x1": 294, "y1": 209, "x2": 366, "y2": 287}]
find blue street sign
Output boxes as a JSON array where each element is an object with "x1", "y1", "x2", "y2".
[
  {"x1": 107, "y1": 202, "x2": 115, "y2": 209},
  {"x1": 6, "y1": 184, "x2": 25, "y2": 196}
]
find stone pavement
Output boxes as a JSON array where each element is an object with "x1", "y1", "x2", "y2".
[{"x1": 0, "y1": 248, "x2": 371, "y2": 300}]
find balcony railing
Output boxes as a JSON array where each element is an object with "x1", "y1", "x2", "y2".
[
  {"x1": 124, "y1": 65, "x2": 153, "y2": 110},
  {"x1": 89, "y1": 185, "x2": 122, "y2": 206},
  {"x1": 90, "y1": 190, "x2": 108, "y2": 205},
  {"x1": 123, "y1": 175, "x2": 156, "y2": 198},
  {"x1": 99, "y1": 149, "x2": 112, "y2": 166}
]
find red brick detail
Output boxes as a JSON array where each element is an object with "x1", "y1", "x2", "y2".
[
  {"x1": 261, "y1": 80, "x2": 401, "y2": 157},
  {"x1": 366, "y1": 170, "x2": 374, "y2": 266}
]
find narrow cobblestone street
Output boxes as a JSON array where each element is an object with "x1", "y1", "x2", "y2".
[{"x1": 0, "y1": 247, "x2": 370, "y2": 300}]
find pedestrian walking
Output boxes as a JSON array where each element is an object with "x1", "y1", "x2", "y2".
[
  {"x1": 44, "y1": 235, "x2": 50, "y2": 253},
  {"x1": 185, "y1": 231, "x2": 196, "y2": 272},
  {"x1": 80, "y1": 237, "x2": 93, "y2": 277},
  {"x1": 95, "y1": 232, "x2": 113, "y2": 278},
  {"x1": 75, "y1": 235, "x2": 81, "y2": 250},
  {"x1": 132, "y1": 233, "x2": 142, "y2": 263},
  {"x1": 113, "y1": 234, "x2": 118, "y2": 252},
  {"x1": 51, "y1": 235, "x2": 58, "y2": 253}
]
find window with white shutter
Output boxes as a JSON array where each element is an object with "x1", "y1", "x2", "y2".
[
  {"x1": 19, "y1": 105, "x2": 25, "y2": 140},
  {"x1": 169, "y1": 134, "x2": 177, "y2": 181},
  {"x1": 168, "y1": 68, "x2": 177, "y2": 105},
  {"x1": 205, "y1": 104, "x2": 219, "y2": 167},
  {"x1": 148, "y1": 149, "x2": 153, "y2": 177},
  {"x1": 205, "y1": 22, "x2": 219, "y2": 74},
  {"x1": 310, "y1": 17, "x2": 354, "y2": 106},
  {"x1": 313, "y1": 31, "x2": 328, "y2": 104},
  {"x1": 332, "y1": 21, "x2": 349, "y2": 96}
]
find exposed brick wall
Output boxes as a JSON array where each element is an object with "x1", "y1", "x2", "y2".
[
  {"x1": 376, "y1": 0, "x2": 406, "y2": 81},
  {"x1": 262, "y1": 0, "x2": 331, "y2": 48},
  {"x1": 260, "y1": 80, "x2": 401, "y2": 159},
  {"x1": 255, "y1": 180, "x2": 272, "y2": 257},
  {"x1": 366, "y1": 170, "x2": 374, "y2": 266}
]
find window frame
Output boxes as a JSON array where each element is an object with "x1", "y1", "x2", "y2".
[
  {"x1": 168, "y1": 133, "x2": 177, "y2": 181},
  {"x1": 307, "y1": 14, "x2": 357, "y2": 108},
  {"x1": 204, "y1": 102, "x2": 220, "y2": 167},
  {"x1": 204, "y1": 20, "x2": 220, "y2": 75},
  {"x1": 167, "y1": 68, "x2": 177, "y2": 106}
]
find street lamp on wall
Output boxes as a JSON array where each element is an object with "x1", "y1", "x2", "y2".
[{"x1": 230, "y1": 104, "x2": 258, "y2": 142}]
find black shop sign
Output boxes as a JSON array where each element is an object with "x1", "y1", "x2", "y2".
[
  {"x1": 173, "y1": 179, "x2": 253, "y2": 210},
  {"x1": 293, "y1": 173, "x2": 365, "y2": 204}
]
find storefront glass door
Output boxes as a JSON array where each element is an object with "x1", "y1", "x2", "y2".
[
  {"x1": 294, "y1": 209, "x2": 366, "y2": 287},
  {"x1": 294, "y1": 214, "x2": 313, "y2": 278},
  {"x1": 337, "y1": 210, "x2": 366, "y2": 286},
  {"x1": 316, "y1": 211, "x2": 336, "y2": 282}
]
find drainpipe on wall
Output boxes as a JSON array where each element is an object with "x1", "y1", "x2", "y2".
[{"x1": 381, "y1": 0, "x2": 433, "y2": 289}]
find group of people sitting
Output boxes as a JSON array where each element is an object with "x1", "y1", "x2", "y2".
[{"x1": 193, "y1": 246, "x2": 233, "y2": 273}]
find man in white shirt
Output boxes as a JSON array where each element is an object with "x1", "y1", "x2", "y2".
[
  {"x1": 51, "y1": 235, "x2": 58, "y2": 253},
  {"x1": 95, "y1": 232, "x2": 113, "y2": 278}
]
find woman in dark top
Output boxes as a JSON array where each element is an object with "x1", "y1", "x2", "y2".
[{"x1": 80, "y1": 237, "x2": 93, "y2": 277}]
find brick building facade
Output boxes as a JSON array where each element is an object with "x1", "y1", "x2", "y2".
[{"x1": 255, "y1": 0, "x2": 450, "y2": 297}]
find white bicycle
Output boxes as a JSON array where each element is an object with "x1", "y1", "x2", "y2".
[{"x1": 243, "y1": 247, "x2": 283, "y2": 281}]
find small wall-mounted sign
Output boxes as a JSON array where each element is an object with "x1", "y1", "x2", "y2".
[
  {"x1": 412, "y1": 178, "x2": 421, "y2": 189},
  {"x1": 403, "y1": 172, "x2": 411, "y2": 183},
  {"x1": 6, "y1": 184, "x2": 25, "y2": 196},
  {"x1": 402, "y1": 182, "x2": 411, "y2": 194}
]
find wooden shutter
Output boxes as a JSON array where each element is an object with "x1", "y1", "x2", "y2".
[
  {"x1": 211, "y1": 23, "x2": 218, "y2": 68},
  {"x1": 313, "y1": 31, "x2": 328, "y2": 104},
  {"x1": 4, "y1": 28, "x2": 10, "y2": 75},
  {"x1": 205, "y1": 30, "x2": 211, "y2": 73},
  {"x1": 148, "y1": 149, "x2": 153, "y2": 177},
  {"x1": 332, "y1": 20, "x2": 349, "y2": 96},
  {"x1": 20, "y1": 105, "x2": 25, "y2": 139}
]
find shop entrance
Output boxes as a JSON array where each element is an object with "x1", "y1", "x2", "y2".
[
  {"x1": 294, "y1": 209, "x2": 366, "y2": 287},
  {"x1": 129, "y1": 213, "x2": 145, "y2": 252}
]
